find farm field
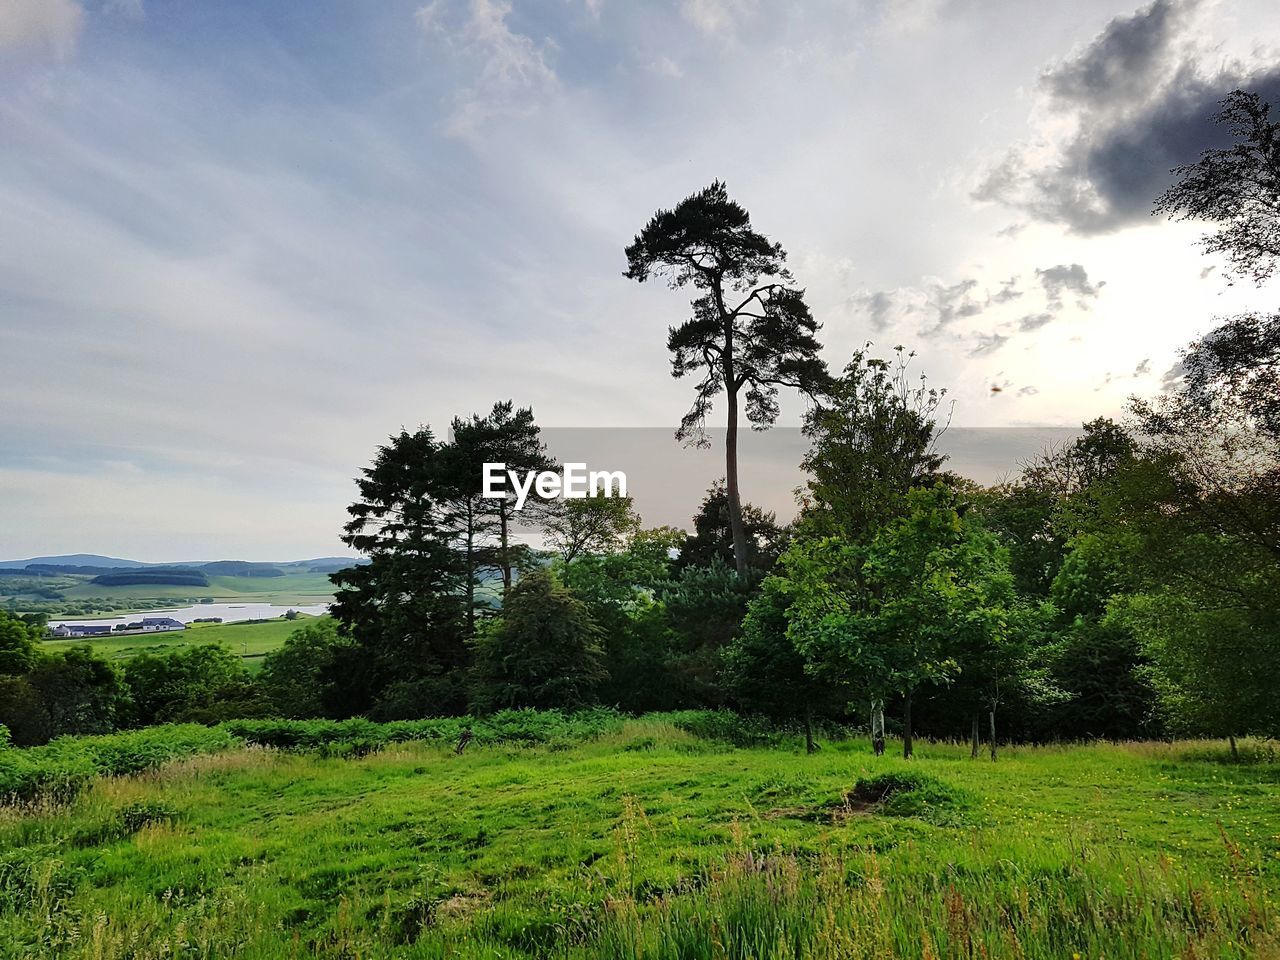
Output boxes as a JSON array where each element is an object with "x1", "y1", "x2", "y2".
[
  {"x1": 0, "y1": 718, "x2": 1276, "y2": 959},
  {"x1": 1, "y1": 570, "x2": 339, "y2": 620},
  {"x1": 41, "y1": 616, "x2": 322, "y2": 673}
]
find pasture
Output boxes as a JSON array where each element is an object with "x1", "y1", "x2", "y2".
[
  {"x1": 41, "y1": 617, "x2": 322, "y2": 673},
  {"x1": 0, "y1": 716, "x2": 1276, "y2": 958}
]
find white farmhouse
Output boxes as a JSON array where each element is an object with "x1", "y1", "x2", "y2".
[{"x1": 138, "y1": 617, "x2": 186, "y2": 632}]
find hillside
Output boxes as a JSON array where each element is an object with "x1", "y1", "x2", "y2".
[
  {"x1": 0, "y1": 554, "x2": 147, "y2": 569},
  {"x1": 0, "y1": 718, "x2": 1275, "y2": 958},
  {"x1": 0, "y1": 554, "x2": 362, "y2": 571}
]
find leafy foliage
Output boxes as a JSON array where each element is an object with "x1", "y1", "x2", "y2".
[
  {"x1": 469, "y1": 570, "x2": 607, "y2": 712},
  {"x1": 257, "y1": 619, "x2": 354, "y2": 719},
  {"x1": 1155, "y1": 89, "x2": 1280, "y2": 284}
]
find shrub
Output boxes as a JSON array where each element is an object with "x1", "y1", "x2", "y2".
[
  {"x1": 220, "y1": 708, "x2": 627, "y2": 752},
  {"x1": 0, "y1": 724, "x2": 238, "y2": 803}
]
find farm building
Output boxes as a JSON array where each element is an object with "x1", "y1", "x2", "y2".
[
  {"x1": 137, "y1": 617, "x2": 186, "y2": 632},
  {"x1": 50, "y1": 623, "x2": 114, "y2": 638}
]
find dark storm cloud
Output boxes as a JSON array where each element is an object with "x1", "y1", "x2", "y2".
[
  {"x1": 1036, "y1": 264, "x2": 1104, "y2": 310},
  {"x1": 976, "y1": 0, "x2": 1280, "y2": 234},
  {"x1": 1040, "y1": 0, "x2": 1192, "y2": 108},
  {"x1": 1060, "y1": 66, "x2": 1280, "y2": 232}
]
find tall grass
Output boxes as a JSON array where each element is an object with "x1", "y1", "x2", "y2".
[
  {"x1": 0, "y1": 717, "x2": 1277, "y2": 958},
  {"x1": 589, "y1": 839, "x2": 1276, "y2": 959}
]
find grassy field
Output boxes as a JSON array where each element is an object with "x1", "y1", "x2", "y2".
[
  {"x1": 41, "y1": 617, "x2": 321, "y2": 673},
  {"x1": 1, "y1": 719, "x2": 1277, "y2": 958},
  {"x1": 1, "y1": 571, "x2": 338, "y2": 620}
]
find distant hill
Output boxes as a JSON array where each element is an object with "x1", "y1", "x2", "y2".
[
  {"x1": 198, "y1": 561, "x2": 286, "y2": 578},
  {"x1": 0, "y1": 554, "x2": 148, "y2": 570},
  {"x1": 0, "y1": 554, "x2": 364, "y2": 571},
  {"x1": 91, "y1": 569, "x2": 211, "y2": 587}
]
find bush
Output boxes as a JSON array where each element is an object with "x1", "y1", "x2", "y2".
[
  {"x1": 652, "y1": 710, "x2": 789, "y2": 747},
  {"x1": 221, "y1": 708, "x2": 627, "y2": 752},
  {"x1": 0, "y1": 724, "x2": 238, "y2": 803}
]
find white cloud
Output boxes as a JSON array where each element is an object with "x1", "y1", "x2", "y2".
[
  {"x1": 416, "y1": 0, "x2": 560, "y2": 138},
  {"x1": 880, "y1": 0, "x2": 946, "y2": 35},
  {"x1": 648, "y1": 55, "x2": 683, "y2": 78},
  {"x1": 0, "y1": 0, "x2": 84, "y2": 59},
  {"x1": 680, "y1": 0, "x2": 756, "y2": 35}
]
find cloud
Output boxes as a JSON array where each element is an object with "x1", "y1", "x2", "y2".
[
  {"x1": 969, "y1": 332, "x2": 1009, "y2": 357},
  {"x1": 647, "y1": 55, "x2": 683, "y2": 78},
  {"x1": 1017, "y1": 385, "x2": 1040, "y2": 397},
  {"x1": 1036, "y1": 263, "x2": 1104, "y2": 310},
  {"x1": 1017, "y1": 312, "x2": 1055, "y2": 332},
  {"x1": 880, "y1": 0, "x2": 946, "y2": 34},
  {"x1": 1161, "y1": 358, "x2": 1187, "y2": 391},
  {"x1": 922, "y1": 277, "x2": 985, "y2": 334},
  {"x1": 990, "y1": 277, "x2": 1022, "y2": 304},
  {"x1": 416, "y1": 0, "x2": 559, "y2": 139},
  {"x1": 0, "y1": 0, "x2": 84, "y2": 59},
  {"x1": 975, "y1": 0, "x2": 1280, "y2": 234},
  {"x1": 680, "y1": 0, "x2": 756, "y2": 34},
  {"x1": 855, "y1": 289, "x2": 896, "y2": 330},
  {"x1": 1098, "y1": 356, "x2": 1155, "y2": 390},
  {"x1": 1040, "y1": 0, "x2": 1192, "y2": 108}
]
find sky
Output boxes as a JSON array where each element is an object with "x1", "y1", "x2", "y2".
[{"x1": 1, "y1": 0, "x2": 1278, "y2": 561}]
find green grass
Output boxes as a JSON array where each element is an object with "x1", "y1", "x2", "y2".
[
  {"x1": 1, "y1": 719, "x2": 1277, "y2": 958},
  {"x1": 41, "y1": 617, "x2": 322, "y2": 674}
]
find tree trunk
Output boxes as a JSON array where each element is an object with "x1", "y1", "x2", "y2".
[
  {"x1": 804, "y1": 707, "x2": 816, "y2": 755},
  {"x1": 871, "y1": 698, "x2": 885, "y2": 756},
  {"x1": 1229, "y1": 734, "x2": 1239, "y2": 762},
  {"x1": 465, "y1": 500, "x2": 476, "y2": 634},
  {"x1": 902, "y1": 688, "x2": 914, "y2": 759},
  {"x1": 499, "y1": 500, "x2": 512, "y2": 599},
  {"x1": 989, "y1": 708, "x2": 997, "y2": 762},
  {"x1": 724, "y1": 384, "x2": 749, "y2": 575},
  {"x1": 970, "y1": 713, "x2": 979, "y2": 759}
]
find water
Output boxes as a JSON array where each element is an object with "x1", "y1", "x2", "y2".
[{"x1": 49, "y1": 602, "x2": 330, "y2": 630}]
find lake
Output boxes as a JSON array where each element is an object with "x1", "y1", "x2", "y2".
[{"x1": 49, "y1": 602, "x2": 331, "y2": 629}]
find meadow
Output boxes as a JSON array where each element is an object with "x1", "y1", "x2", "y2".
[
  {"x1": 0, "y1": 714, "x2": 1277, "y2": 959},
  {"x1": 41, "y1": 617, "x2": 323, "y2": 674}
]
